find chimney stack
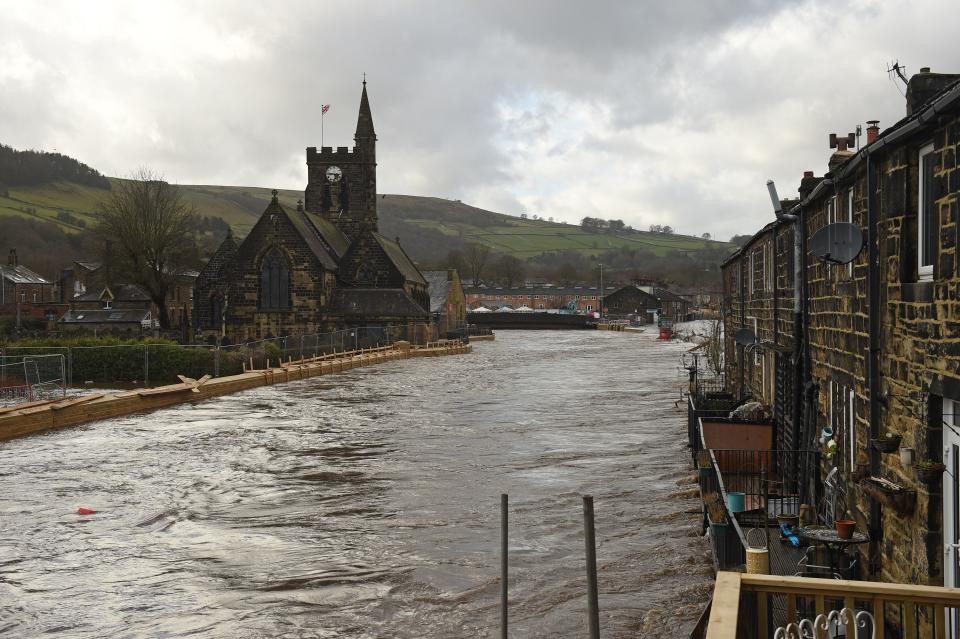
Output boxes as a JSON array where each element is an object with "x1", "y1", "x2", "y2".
[
  {"x1": 799, "y1": 171, "x2": 819, "y2": 199},
  {"x1": 906, "y1": 67, "x2": 960, "y2": 115},
  {"x1": 828, "y1": 133, "x2": 856, "y2": 174},
  {"x1": 866, "y1": 120, "x2": 880, "y2": 145},
  {"x1": 8, "y1": 249, "x2": 16, "y2": 267}
]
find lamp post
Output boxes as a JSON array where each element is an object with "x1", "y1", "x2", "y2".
[{"x1": 598, "y1": 263, "x2": 603, "y2": 321}]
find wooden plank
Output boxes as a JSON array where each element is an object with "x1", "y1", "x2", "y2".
[
  {"x1": 874, "y1": 599, "x2": 885, "y2": 639},
  {"x1": 757, "y1": 592, "x2": 768, "y2": 637},
  {"x1": 50, "y1": 393, "x2": 107, "y2": 411},
  {"x1": 935, "y1": 603, "x2": 944, "y2": 638},
  {"x1": 904, "y1": 602, "x2": 916, "y2": 638},
  {"x1": 786, "y1": 593, "x2": 796, "y2": 626},
  {"x1": 0, "y1": 399, "x2": 56, "y2": 414},
  {"x1": 741, "y1": 574, "x2": 960, "y2": 606},
  {"x1": 815, "y1": 594, "x2": 825, "y2": 617},
  {"x1": 705, "y1": 572, "x2": 741, "y2": 639}
]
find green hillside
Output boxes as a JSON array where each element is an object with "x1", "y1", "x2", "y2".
[{"x1": 0, "y1": 180, "x2": 731, "y2": 261}]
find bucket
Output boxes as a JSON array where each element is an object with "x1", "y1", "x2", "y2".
[
  {"x1": 746, "y1": 547, "x2": 769, "y2": 574},
  {"x1": 727, "y1": 492, "x2": 746, "y2": 513}
]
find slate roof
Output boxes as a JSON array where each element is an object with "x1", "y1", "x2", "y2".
[
  {"x1": 278, "y1": 202, "x2": 338, "y2": 270},
  {"x1": 75, "y1": 261, "x2": 103, "y2": 272},
  {"x1": 422, "y1": 271, "x2": 453, "y2": 313},
  {"x1": 330, "y1": 288, "x2": 429, "y2": 319},
  {"x1": 654, "y1": 287, "x2": 688, "y2": 303},
  {"x1": 373, "y1": 233, "x2": 427, "y2": 285},
  {"x1": 73, "y1": 284, "x2": 151, "y2": 303},
  {"x1": 303, "y1": 212, "x2": 350, "y2": 258},
  {"x1": 0, "y1": 264, "x2": 50, "y2": 285},
  {"x1": 60, "y1": 309, "x2": 150, "y2": 324}
]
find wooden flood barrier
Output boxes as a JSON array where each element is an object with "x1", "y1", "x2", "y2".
[{"x1": 0, "y1": 341, "x2": 471, "y2": 442}]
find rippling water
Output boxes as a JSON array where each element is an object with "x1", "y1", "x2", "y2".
[{"x1": 0, "y1": 330, "x2": 712, "y2": 638}]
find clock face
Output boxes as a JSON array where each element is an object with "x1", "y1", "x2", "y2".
[{"x1": 325, "y1": 166, "x2": 343, "y2": 183}]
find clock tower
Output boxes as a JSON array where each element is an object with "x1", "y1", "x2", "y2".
[{"x1": 304, "y1": 81, "x2": 378, "y2": 241}]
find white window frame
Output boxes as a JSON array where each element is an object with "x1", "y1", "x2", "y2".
[
  {"x1": 846, "y1": 189, "x2": 855, "y2": 277},
  {"x1": 919, "y1": 142, "x2": 935, "y2": 281},
  {"x1": 749, "y1": 251, "x2": 756, "y2": 296}
]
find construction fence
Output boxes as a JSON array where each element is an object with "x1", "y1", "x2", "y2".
[{"x1": 0, "y1": 324, "x2": 434, "y2": 399}]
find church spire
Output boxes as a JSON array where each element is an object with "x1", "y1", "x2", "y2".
[{"x1": 354, "y1": 77, "x2": 376, "y2": 144}]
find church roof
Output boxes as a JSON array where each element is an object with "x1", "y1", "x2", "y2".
[
  {"x1": 422, "y1": 270, "x2": 454, "y2": 313},
  {"x1": 329, "y1": 288, "x2": 428, "y2": 319},
  {"x1": 303, "y1": 211, "x2": 350, "y2": 258},
  {"x1": 372, "y1": 233, "x2": 426, "y2": 285},
  {"x1": 268, "y1": 199, "x2": 338, "y2": 270},
  {"x1": 198, "y1": 231, "x2": 239, "y2": 281}
]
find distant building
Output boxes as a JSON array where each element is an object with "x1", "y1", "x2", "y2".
[
  {"x1": 193, "y1": 82, "x2": 430, "y2": 342},
  {"x1": 465, "y1": 286, "x2": 612, "y2": 312},
  {"x1": 423, "y1": 269, "x2": 466, "y2": 334},
  {"x1": 59, "y1": 259, "x2": 196, "y2": 330},
  {"x1": 601, "y1": 284, "x2": 661, "y2": 321},
  {"x1": 60, "y1": 284, "x2": 154, "y2": 334},
  {"x1": 0, "y1": 249, "x2": 64, "y2": 323}
]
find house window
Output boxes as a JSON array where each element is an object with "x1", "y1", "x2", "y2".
[
  {"x1": 32, "y1": 290, "x2": 38, "y2": 302},
  {"x1": 919, "y1": 142, "x2": 936, "y2": 281},
  {"x1": 586, "y1": 304, "x2": 593, "y2": 311},
  {"x1": 103, "y1": 300, "x2": 112, "y2": 310},
  {"x1": 259, "y1": 247, "x2": 290, "y2": 310},
  {"x1": 538, "y1": 304, "x2": 544, "y2": 310}
]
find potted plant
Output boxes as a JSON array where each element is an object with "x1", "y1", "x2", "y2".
[
  {"x1": 834, "y1": 510, "x2": 856, "y2": 540},
  {"x1": 696, "y1": 450, "x2": 712, "y2": 480},
  {"x1": 915, "y1": 459, "x2": 947, "y2": 484},
  {"x1": 871, "y1": 432, "x2": 902, "y2": 453},
  {"x1": 777, "y1": 512, "x2": 800, "y2": 529},
  {"x1": 705, "y1": 492, "x2": 728, "y2": 539}
]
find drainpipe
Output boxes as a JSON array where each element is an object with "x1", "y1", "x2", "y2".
[{"x1": 866, "y1": 153, "x2": 882, "y2": 573}]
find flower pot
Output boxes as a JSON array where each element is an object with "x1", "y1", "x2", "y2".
[
  {"x1": 915, "y1": 463, "x2": 947, "y2": 484},
  {"x1": 872, "y1": 435, "x2": 902, "y2": 453},
  {"x1": 709, "y1": 521, "x2": 727, "y2": 540},
  {"x1": 727, "y1": 492, "x2": 746, "y2": 513},
  {"x1": 835, "y1": 519, "x2": 856, "y2": 540}
]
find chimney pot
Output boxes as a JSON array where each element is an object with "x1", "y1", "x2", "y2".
[
  {"x1": 866, "y1": 120, "x2": 880, "y2": 145},
  {"x1": 803, "y1": 171, "x2": 814, "y2": 178},
  {"x1": 920, "y1": 67, "x2": 931, "y2": 73}
]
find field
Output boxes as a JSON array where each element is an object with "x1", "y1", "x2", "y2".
[{"x1": 0, "y1": 181, "x2": 731, "y2": 261}]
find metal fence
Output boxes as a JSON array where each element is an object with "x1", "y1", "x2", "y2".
[
  {"x1": 0, "y1": 353, "x2": 67, "y2": 406},
  {"x1": 0, "y1": 324, "x2": 434, "y2": 391}
]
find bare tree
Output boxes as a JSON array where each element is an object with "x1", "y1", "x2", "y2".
[
  {"x1": 705, "y1": 318, "x2": 724, "y2": 377},
  {"x1": 463, "y1": 242, "x2": 491, "y2": 285},
  {"x1": 95, "y1": 168, "x2": 200, "y2": 329},
  {"x1": 495, "y1": 254, "x2": 526, "y2": 288}
]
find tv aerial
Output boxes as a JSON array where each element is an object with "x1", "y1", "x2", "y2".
[{"x1": 810, "y1": 222, "x2": 864, "y2": 265}]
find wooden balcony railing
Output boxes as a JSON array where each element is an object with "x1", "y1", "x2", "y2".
[{"x1": 705, "y1": 572, "x2": 960, "y2": 639}]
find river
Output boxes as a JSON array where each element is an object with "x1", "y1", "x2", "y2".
[{"x1": 0, "y1": 329, "x2": 712, "y2": 638}]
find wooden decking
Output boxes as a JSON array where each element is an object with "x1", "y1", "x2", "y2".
[{"x1": 0, "y1": 341, "x2": 471, "y2": 442}]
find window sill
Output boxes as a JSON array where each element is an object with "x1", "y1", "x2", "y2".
[{"x1": 901, "y1": 281, "x2": 933, "y2": 303}]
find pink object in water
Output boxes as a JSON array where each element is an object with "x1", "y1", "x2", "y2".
[{"x1": 76, "y1": 507, "x2": 98, "y2": 515}]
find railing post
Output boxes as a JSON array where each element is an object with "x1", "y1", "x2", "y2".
[
  {"x1": 501, "y1": 493, "x2": 508, "y2": 639},
  {"x1": 144, "y1": 345, "x2": 149, "y2": 388},
  {"x1": 214, "y1": 346, "x2": 220, "y2": 378},
  {"x1": 583, "y1": 495, "x2": 600, "y2": 639}
]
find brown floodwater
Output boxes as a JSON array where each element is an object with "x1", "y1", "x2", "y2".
[{"x1": 0, "y1": 329, "x2": 712, "y2": 638}]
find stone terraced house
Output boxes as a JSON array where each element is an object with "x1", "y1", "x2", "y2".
[
  {"x1": 722, "y1": 67, "x2": 960, "y2": 599},
  {"x1": 193, "y1": 83, "x2": 430, "y2": 342}
]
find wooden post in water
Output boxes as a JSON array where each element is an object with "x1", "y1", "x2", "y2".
[
  {"x1": 501, "y1": 493, "x2": 508, "y2": 639},
  {"x1": 583, "y1": 495, "x2": 600, "y2": 639}
]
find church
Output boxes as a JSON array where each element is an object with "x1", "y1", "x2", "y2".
[{"x1": 193, "y1": 82, "x2": 431, "y2": 342}]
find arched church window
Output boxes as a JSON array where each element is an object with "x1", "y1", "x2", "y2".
[
  {"x1": 260, "y1": 248, "x2": 290, "y2": 310},
  {"x1": 210, "y1": 293, "x2": 224, "y2": 328}
]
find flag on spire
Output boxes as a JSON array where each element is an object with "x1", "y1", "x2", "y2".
[{"x1": 322, "y1": 104, "x2": 330, "y2": 114}]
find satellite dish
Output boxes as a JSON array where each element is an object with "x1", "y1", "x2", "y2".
[
  {"x1": 734, "y1": 328, "x2": 757, "y2": 346},
  {"x1": 810, "y1": 222, "x2": 864, "y2": 265}
]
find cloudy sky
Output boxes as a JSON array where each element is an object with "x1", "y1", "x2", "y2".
[{"x1": 1, "y1": 0, "x2": 956, "y2": 241}]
